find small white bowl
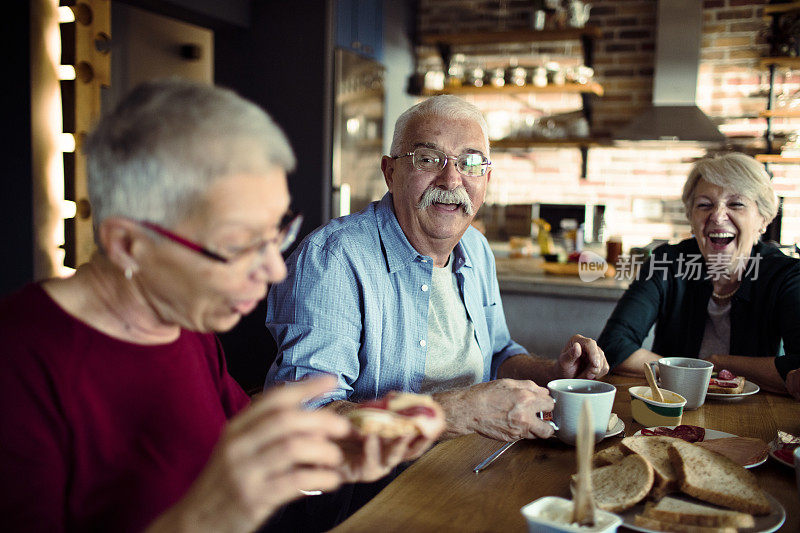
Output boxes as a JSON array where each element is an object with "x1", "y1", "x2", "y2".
[{"x1": 521, "y1": 496, "x2": 622, "y2": 533}]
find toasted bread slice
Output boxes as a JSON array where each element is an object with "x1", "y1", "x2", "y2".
[
  {"x1": 592, "y1": 442, "x2": 628, "y2": 467},
  {"x1": 708, "y1": 376, "x2": 745, "y2": 394},
  {"x1": 634, "y1": 514, "x2": 737, "y2": 533},
  {"x1": 622, "y1": 435, "x2": 682, "y2": 499},
  {"x1": 346, "y1": 392, "x2": 445, "y2": 439},
  {"x1": 346, "y1": 408, "x2": 418, "y2": 438},
  {"x1": 695, "y1": 437, "x2": 769, "y2": 467},
  {"x1": 591, "y1": 453, "x2": 654, "y2": 512},
  {"x1": 643, "y1": 496, "x2": 755, "y2": 528},
  {"x1": 668, "y1": 440, "x2": 771, "y2": 515}
]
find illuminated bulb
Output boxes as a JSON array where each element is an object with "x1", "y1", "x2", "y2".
[
  {"x1": 58, "y1": 65, "x2": 76, "y2": 80},
  {"x1": 61, "y1": 200, "x2": 77, "y2": 219},
  {"x1": 58, "y1": 6, "x2": 75, "y2": 23},
  {"x1": 59, "y1": 133, "x2": 76, "y2": 153},
  {"x1": 346, "y1": 118, "x2": 360, "y2": 135}
]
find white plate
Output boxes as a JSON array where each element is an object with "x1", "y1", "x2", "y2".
[
  {"x1": 767, "y1": 437, "x2": 798, "y2": 468},
  {"x1": 706, "y1": 380, "x2": 760, "y2": 400},
  {"x1": 605, "y1": 417, "x2": 625, "y2": 438},
  {"x1": 619, "y1": 492, "x2": 785, "y2": 533},
  {"x1": 541, "y1": 414, "x2": 624, "y2": 440},
  {"x1": 633, "y1": 426, "x2": 767, "y2": 468}
]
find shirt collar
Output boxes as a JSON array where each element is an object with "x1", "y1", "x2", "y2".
[
  {"x1": 734, "y1": 242, "x2": 767, "y2": 303},
  {"x1": 375, "y1": 192, "x2": 473, "y2": 273}
]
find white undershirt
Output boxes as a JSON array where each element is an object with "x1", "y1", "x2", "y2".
[
  {"x1": 419, "y1": 256, "x2": 484, "y2": 394},
  {"x1": 698, "y1": 297, "x2": 731, "y2": 359}
]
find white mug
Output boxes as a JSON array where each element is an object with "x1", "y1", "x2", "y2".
[
  {"x1": 546, "y1": 379, "x2": 616, "y2": 445},
  {"x1": 648, "y1": 357, "x2": 713, "y2": 410}
]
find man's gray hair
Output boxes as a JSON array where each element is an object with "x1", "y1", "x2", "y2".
[
  {"x1": 84, "y1": 79, "x2": 296, "y2": 230},
  {"x1": 389, "y1": 95, "x2": 490, "y2": 156},
  {"x1": 682, "y1": 152, "x2": 778, "y2": 223}
]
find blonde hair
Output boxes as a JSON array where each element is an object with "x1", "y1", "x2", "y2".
[{"x1": 682, "y1": 153, "x2": 778, "y2": 223}]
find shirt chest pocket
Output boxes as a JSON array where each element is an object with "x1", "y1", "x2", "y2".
[{"x1": 471, "y1": 301, "x2": 499, "y2": 354}]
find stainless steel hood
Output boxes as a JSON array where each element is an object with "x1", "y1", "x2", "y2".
[{"x1": 615, "y1": 0, "x2": 726, "y2": 142}]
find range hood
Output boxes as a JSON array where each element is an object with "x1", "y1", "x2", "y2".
[{"x1": 615, "y1": 0, "x2": 726, "y2": 142}]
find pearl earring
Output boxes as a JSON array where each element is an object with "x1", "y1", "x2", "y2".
[{"x1": 124, "y1": 266, "x2": 133, "y2": 280}]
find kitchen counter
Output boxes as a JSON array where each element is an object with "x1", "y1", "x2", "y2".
[
  {"x1": 493, "y1": 256, "x2": 639, "y2": 357},
  {"x1": 495, "y1": 256, "x2": 630, "y2": 301}
]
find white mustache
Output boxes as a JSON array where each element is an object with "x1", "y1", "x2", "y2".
[{"x1": 417, "y1": 186, "x2": 474, "y2": 216}]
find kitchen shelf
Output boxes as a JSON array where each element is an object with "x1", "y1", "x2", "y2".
[
  {"x1": 755, "y1": 154, "x2": 800, "y2": 164},
  {"x1": 422, "y1": 81, "x2": 603, "y2": 97},
  {"x1": 763, "y1": 2, "x2": 800, "y2": 16},
  {"x1": 417, "y1": 25, "x2": 601, "y2": 179},
  {"x1": 418, "y1": 26, "x2": 602, "y2": 47},
  {"x1": 341, "y1": 138, "x2": 383, "y2": 150},
  {"x1": 759, "y1": 57, "x2": 800, "y2": 69},
  {"x1": 336, "y1": 88, "x2": 384, "y2": 105},
  {"x1": 759, "y1": 109, "x2": 800, "y2": 118},
  {"x1": 491, "y1": 138, "x2": 602, "y2": 149}
]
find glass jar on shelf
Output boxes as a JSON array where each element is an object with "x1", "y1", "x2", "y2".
[{"x1": 446, "y1": 53, "x2": 466, "y2": 88}]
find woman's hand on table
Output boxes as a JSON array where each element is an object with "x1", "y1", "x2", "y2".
[
  {"x1": 434, "y1": 379, "x2": 555, "y2": 441},
  {"x1": 146, "y1": 376, "x2": 350, "y2": 533},
  {"x1": 557, "y1": 334, "x2": 609, "y2": 380}
]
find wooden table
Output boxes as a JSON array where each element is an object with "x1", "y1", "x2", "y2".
[{"x1": 333, "y1": 375, "x2": 800, "y2": 532}]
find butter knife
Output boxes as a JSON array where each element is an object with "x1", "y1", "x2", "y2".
[{"x1": 473, "y1": 439, "x2": 519, "y2": 473}]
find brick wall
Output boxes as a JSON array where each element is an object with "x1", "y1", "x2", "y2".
[{"x1": 415, "y1": 0, "x2": 800, "y2": 246}]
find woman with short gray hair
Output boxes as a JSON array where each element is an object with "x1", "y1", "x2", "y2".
[
  {"x1": 0, "y1": 79, "x2": 441, "y2": 533},
  {"x1": 599, "y1": 152, "x2": 800, "y2": 394}
]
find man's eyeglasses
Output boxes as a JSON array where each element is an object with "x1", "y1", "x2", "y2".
[
  {"x1": 392, "y1": 147, "x2": 491, "y2": 177},
  {"x1": 140, "y1": 212, "x2": 303, "y2": 264}
]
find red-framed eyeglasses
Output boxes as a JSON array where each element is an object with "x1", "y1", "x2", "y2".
[{"x1": 140, "y1": 212, "x2": 303, "y2": 264}]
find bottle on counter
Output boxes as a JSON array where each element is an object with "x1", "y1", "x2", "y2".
[{"x1": 605, "y1": 237, "x2": 623, "y2": 268}]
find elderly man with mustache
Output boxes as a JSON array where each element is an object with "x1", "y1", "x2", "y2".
[
  {"x1": 266, "y1": 95, "x2": 608, "y2": 444},
  {"x1": 264, "y1": 96, "x2": 609, "y2": 529}
]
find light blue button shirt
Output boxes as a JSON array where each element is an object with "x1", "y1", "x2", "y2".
[{"x1": 265, "y1": 193, "x2": 526, "y2": 405}]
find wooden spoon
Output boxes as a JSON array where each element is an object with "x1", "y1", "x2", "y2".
[
  {"x1": 571, "y1": 399, "x2": 596, "y2": 526},
  {"x1": 644, "y1": 362, "x2": 665, "y2": 403}
]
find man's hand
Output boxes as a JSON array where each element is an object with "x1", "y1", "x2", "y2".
[
  {"x1": 557, "y1": 334, "x2": 609, "y2": 380},
  {"x1": 786, "y1": 368, "x2": 800, "y2": 401},
  {"x1": 434, "y1": 379, "x2": 555, "y2": 441}
]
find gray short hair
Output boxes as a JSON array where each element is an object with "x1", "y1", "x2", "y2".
[
  {"x1": 389, "y1": 95, "x2": 490, "y2": 156},
  {"x1": 84, "y1": 79, "x2": 296, "y2": 230},
  {"x1": 682, "y1": 152, "x2": 778, "y2": 223}
]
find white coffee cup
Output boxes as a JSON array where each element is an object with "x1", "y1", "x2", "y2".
[
  {"x1": 546, "y1": 379, "x2": 616, "y2": 445},
  {"x1": 648, "y1": 358, "x2": 713, "y2": 410}
]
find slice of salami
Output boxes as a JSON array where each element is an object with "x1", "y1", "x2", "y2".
[
  {"x1": 652, "y1": 427, "x2": 675, "y2": 437},
  {"x1": 640, "y1": 425, "x2": 705, "y2": 442},
  {"x1": 718, "y1": 369, "x2": 736, "y2": 380},
  {"x1": 394, "y1": 405, "x2": 437, "y2": 418},
  {"x1": 710, "y1": 379, "x2": 739, "y2": 388},
  {"x1": 774, "y1": 443, "x2": 799, "y2": 464},
  {"x1": 671, "y1": 424, "x2": 705, "y2": 442}
]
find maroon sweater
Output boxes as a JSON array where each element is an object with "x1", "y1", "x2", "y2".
[{"x1": 0, "y1": 284, "x2": 250, "y2": 532}]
